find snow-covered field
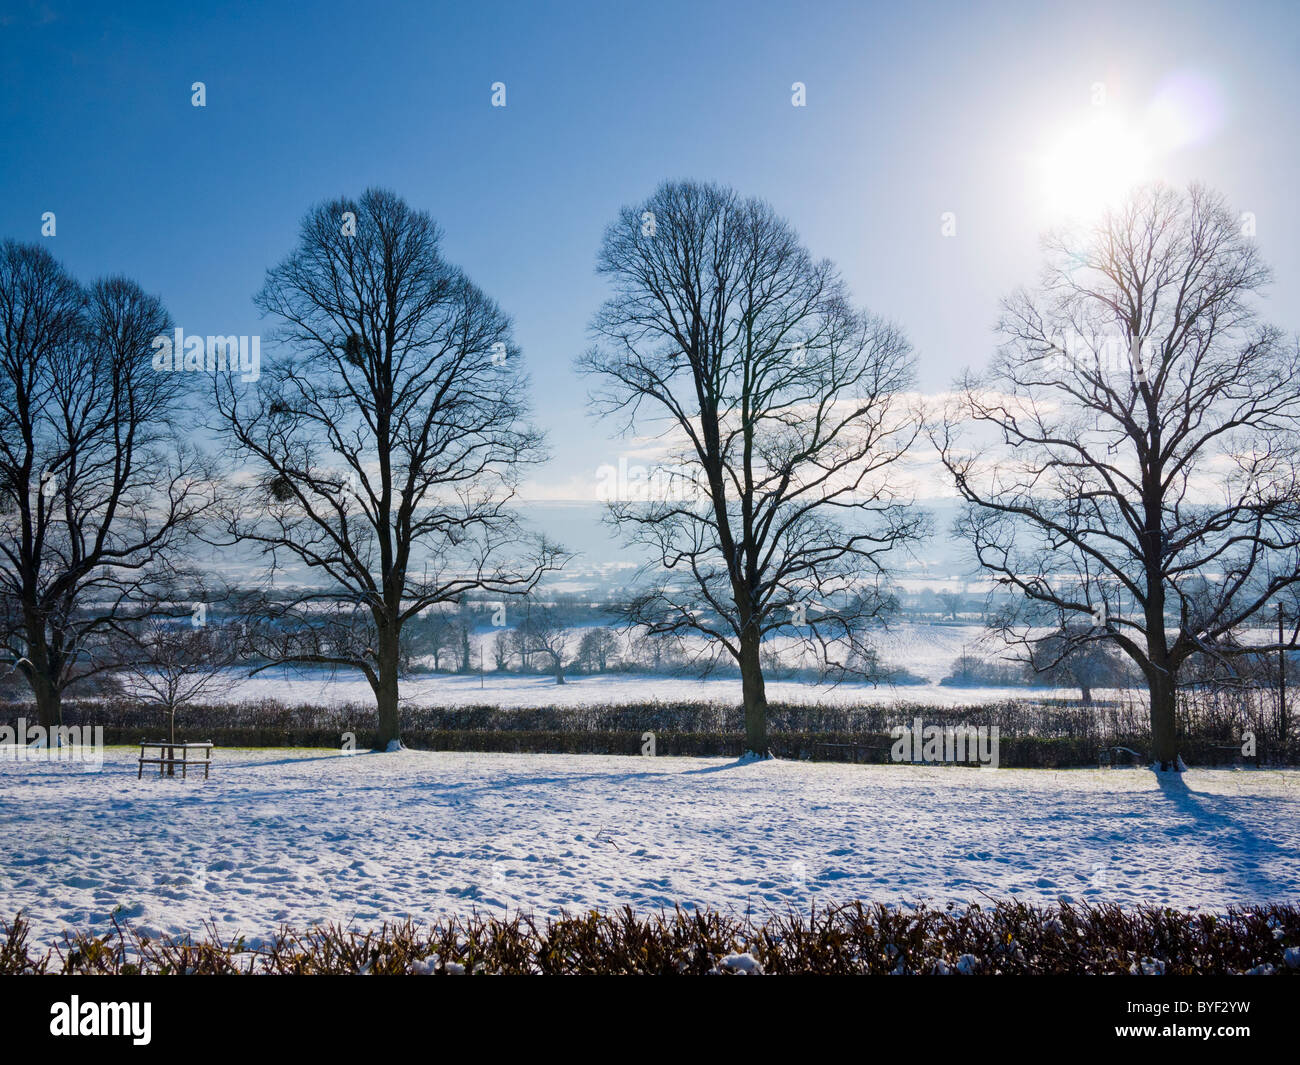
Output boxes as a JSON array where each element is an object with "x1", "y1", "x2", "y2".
[
  {"x1": 2, "y1": 748, "x2": 1296, "y2": 946},
  {"x1": 216, "y1": 622, "x2": 1082, "y2": 706},
  {"x1": 218, "y1": 667, "x2": 1090, "y2": 708},
  {"x1": 116, "y1": 621, "x2": 1105, "y2": 709}
]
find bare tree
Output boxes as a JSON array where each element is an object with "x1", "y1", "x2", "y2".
[
  {"x1": 935, "y1": 183, "x2": 1300, "y2": 769},
  {"x1": 492, "y1": 629, "x2": 509, "y2": 671},
  {"x1": 521, "y1": 597, "x2": 577, "y2": 684},
  {"x1": 0, "y1": 242, "x2": 215, "y2": 729},
  {"x1": 577, "y1": 626, "x2": 618, "y2": 673},
  {"x1": 407, "y1": 608, "x2": 459, "y2": 671},
  {"x1": 1023, "y1": 623, "x2": 1131, "y2": 705},
  {"x1": 408, "y1": 599, "x2": 478, "y2": 673},
  {"x1": 580, "y1": 181, "x2": 926, "y2": 755},
  {"x1": 214, "y1": 190, "x2": 565, "y2": 749},
  {"x1": 455, "y1": 598, "x2": 475, "y2": 673},
  {"x1": 629, "y1": 628, "x2": 682, "y2": 673},
  {"x1": 116, "y1": 606, "x2": 247, "y2": 748},
  {"x1": 937, "y1": 589, "x2": 964, "y2": 621},
  {"x1": 505, "y1": 625, "x2": 529, "y2": 670}
]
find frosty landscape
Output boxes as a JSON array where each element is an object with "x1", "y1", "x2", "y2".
[{"x1": 3, "y1": 2, "x2": 1300, "y2": 1008}]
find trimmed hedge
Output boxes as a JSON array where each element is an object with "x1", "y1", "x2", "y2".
[
  {"x1": 4, "y1": 900, "x2": 1297, "y2": 975},
  {"x1": 2, "y1": 692, "x2": 1291, "y2": 766}
]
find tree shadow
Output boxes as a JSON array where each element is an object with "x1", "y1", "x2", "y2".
[
  {"x1": 1152, "y1": 770, "x2": 1298, "y2": 901},
  {"x1": 683, "y1": 756, "x2": 775, "y2": 775}
]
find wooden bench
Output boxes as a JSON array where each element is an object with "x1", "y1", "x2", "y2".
[{"x1": 138, "y1": 741, "x2": 213, "y2": 780}]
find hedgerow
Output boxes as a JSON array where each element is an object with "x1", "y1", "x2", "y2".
[{"x1": 3, "y1": 900, "x2": 1297, "y2": 975}]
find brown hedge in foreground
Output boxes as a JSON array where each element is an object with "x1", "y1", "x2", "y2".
[{"x1": 3, "y1": 900, "x2": 1298, "y2": 975}]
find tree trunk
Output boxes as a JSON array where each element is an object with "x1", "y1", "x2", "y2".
[
  {"x1": 24, "y1": 627, "x2": 63, "y2": 733},
  {"x1": 1149, "y1": 668, "x2": 1179, "y2": 770},
  {"x1": 1144, "y1": 573, "x2": 1181, "y2": 770},
  {"x1": 375, "y1": 627, "x2": 401, "y2": 750},
  {"x1": 167, "y1": 707, "x2": 177, "y2": 777},
  {"x1": 31, "y1": 674, "x2": 62, "y2": 734},
  {"x1": 739, "y1": 628, "x2": 769, "y2": 756},
  {"x1": 1079, "y1": 682, "x2": 1093, "y2": 706}
]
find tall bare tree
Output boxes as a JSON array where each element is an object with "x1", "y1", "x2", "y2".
[
  {"x1": 214, "y1": 189, "x2": 564, "y2": 749},
  {"x1": 935, "y1": 183, "x2": 1300, "y2": 769},
  {"x1": 580, "y1": 181, "x2": 926, "y2": 755},
  {"x1": 0, "y1": 242, "x2": 213, "y2": 729}
]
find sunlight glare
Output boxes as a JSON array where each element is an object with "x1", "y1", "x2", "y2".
[{"x1": 1038, "y1": 111, "x2": 1151, "y2": 221}]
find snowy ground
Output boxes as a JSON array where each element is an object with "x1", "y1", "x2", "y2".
[{"x1": 2, "y1": 748, "x2": 1296, "y2": 946}]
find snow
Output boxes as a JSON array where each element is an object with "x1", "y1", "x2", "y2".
[
  {"x1": 217, "y1": 666, "x2": 1092, "y2": 709},
  {"x1": 717, "y1": 952, "x2": 762, "y2": 974},
  {"x1": 2, "y1": 748, "x2": 1297, "y2": 947}
]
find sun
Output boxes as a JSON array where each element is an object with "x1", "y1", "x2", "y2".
[{"x1": 1037, "y1": 111, "x2": 1152, "y2": 221}]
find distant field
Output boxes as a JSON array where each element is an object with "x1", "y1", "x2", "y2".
[
  {"x1": 215, "y1": 668, "x2": 1099, "y2": 709},
  {"x1": 202, "y1": 621, "x2": 1097, "y2": 709}
]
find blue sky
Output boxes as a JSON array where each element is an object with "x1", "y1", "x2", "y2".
[{"x1": 2, "y1": 0, "x2": 1298, "y2": 513}]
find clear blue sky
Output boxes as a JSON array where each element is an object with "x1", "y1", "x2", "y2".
[{"x1": 2, "y1": 0, "x2": 1298, "y2": 505}]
